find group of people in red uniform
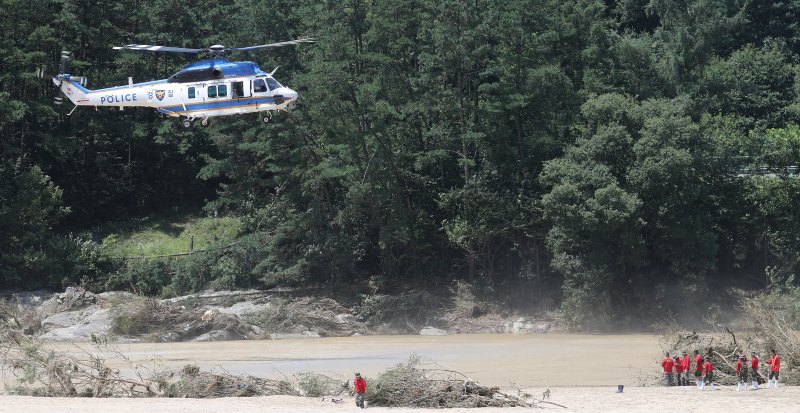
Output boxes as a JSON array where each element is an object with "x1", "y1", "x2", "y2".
[{"x1": 661, "y1": 349, "x2": 781, "y2": 390}]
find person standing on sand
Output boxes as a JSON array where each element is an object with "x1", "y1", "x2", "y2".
[
  {"x1": 765, "y1": 349, "x2": 781, "y2": 388},
  {"x1": 736, "y1": 355, "x2": 748, "y2": 391},
  {"x1": 354, "y1": 372, "x2": 367, "y2": 408},
  {"x1": 701, "y1": 357, "x2": 714, "y2": 390},
  {"x1": 750, "y1": 352, "x2": 760, "y2": 390},
  {"x1": 661, "y1": 352, "x2": 675, "y2": 386},
  {"x1": 681, "y1": 351, "x2": 691, "y2": 386},
  {"x1": 693, "y1": 350, "x2": 703, "y2": 387},
  {"x1": 673, "y1": 355, "x2": 684, "y2": 386}
]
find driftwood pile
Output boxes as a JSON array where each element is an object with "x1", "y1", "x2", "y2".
[
  {"x1": 0, "y1": 330, "x2": 160, "y2": 397},
  {"x1": 161, "y1": 365, "x2": 299, "y2": 398},
  {"x1": 369, "y1": 356, "x2": 560, "y2": 408}
]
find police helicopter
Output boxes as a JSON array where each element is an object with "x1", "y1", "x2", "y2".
[{"x1": 43, "y1": 38, "x2": 313, "y2": 127}]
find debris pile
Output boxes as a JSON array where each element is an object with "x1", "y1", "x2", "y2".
[
  {"x1": 111, "y1": 298, "x2": 255, "y2": 342},
  {"x1": 0, "y1": 330, "x2": 160, "y2": 397},
  {"x1": 659, "y1": 296, "x2": 798, "y2": 386},
  {"x1": 245, "y1": 297, "x2": 363, "y2": 337},
  {"x1": 368, "y1": 356, "x2": 544, "y2": 408},
  {"x1": 161, "y1": 365, "x2": 298, "y2": 398}
]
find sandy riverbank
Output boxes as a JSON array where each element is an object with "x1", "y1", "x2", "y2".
[{"x1": 1, "y1": 386, "x2": 797, "y2": 413}]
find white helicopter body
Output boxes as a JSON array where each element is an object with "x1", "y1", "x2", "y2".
[{"x1": 48, "y1": 39, "x2": 311, "y2": 127}]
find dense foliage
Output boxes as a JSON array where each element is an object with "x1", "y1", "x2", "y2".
[{"x1": 3, "y1": 0, "x2": 800, "y2": 325}]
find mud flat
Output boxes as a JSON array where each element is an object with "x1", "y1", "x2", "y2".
[
  {"x1": 1, "y1": 387, "x2": 798, "y2": 413},
  {"x1": 46, "y1": 333, "x2": 659, "y2": 386}
]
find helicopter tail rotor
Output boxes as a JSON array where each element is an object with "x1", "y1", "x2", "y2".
[
  {"x1": 59, "y1": 50, "x2": 71, "y2": 75},
  {"x1": 41, "y1": 50, "x2": 90, "y2": 106}
]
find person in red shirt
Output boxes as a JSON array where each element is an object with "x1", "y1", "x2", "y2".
[
  {"x1": 661, "y1": 352, "x2": 675, "y2": 386},
  {"x1": 681, "y1": 351, "x2": 691, "y2": 386},
  {"x1": 750, "y1": 352, "x2": 760, "y2": 390},
  {"x1": 736, "y1": 355, "x2": 748, "y2": 391},
  {"x1": 693, "y1": 350, "x2": 703, "y2": 387},
  {"x1": 766, "y1": 349, "x2": 781, "y2": 388},
  {"x1": 353, "y1": 372, "x2": 367, "y2": 408},
  {"x1": 702, "y1": 358, "x2": 714, "y2": 390},
  {"x1": 673, "y1": 356, "x2": 685, "y2": 385}
]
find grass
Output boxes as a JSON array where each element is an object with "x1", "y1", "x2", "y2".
[{"x1": 103, "y1": 211, "x2": 241, "y2": 257}]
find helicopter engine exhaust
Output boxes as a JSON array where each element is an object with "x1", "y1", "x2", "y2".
[{"x1": 212, "y1": 67, "x2": 224, "y2": 78}]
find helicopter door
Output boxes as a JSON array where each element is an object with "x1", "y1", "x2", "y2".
[{"x1": 231, "y1": 81, "x2": 246, "y2": 99}]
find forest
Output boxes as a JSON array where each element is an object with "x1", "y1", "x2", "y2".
[{"x1": 3, "y1": 0, "x2": 800, "y2": 326}]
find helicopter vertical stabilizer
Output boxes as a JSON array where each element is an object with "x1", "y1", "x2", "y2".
[{"x1": 53, "y1": 76, "x2": 90, "y2": 105}]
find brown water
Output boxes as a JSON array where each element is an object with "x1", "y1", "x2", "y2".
[{"x1": 54, "y1": 334, "x2": 660, "y2": 386}]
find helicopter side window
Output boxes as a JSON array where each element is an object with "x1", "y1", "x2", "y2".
[
  {"x1": 253, "y1": 78, "x2": 267, "y2": 93},
  {"x1": 232, "y1": 81, "x2": 244, "y2": 98},
  {"x1": 187, "y1": 86, "x2": 196, "y2": 99},
  {"x1": 207, "y1": 84, "x2": 228, "y2": 99},
  {"x1": 266, "y1": 77, "x2": 282, "y2": 90}
]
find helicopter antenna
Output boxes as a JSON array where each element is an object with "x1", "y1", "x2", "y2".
[{"x1": 113, "y1": 37, "x2": 314, "y2": 58}]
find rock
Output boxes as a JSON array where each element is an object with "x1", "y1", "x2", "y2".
[
  {"x1": 192, "y1": 329, "x2": 247, "y2": 342},
  {"x1": 39, "y1": 308, "x2": 112, "y2": 342},
  {"x1": 41, "y1": 311, "x2": 84, "y2": 331},
  {"x1": 420, "y1": 326, "x2": 448, "y2": 336},
  {"x1": 507, "y1": 317, "x2": 552, "y2": 335}
]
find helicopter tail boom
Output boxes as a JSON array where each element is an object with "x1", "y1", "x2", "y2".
[{"x1": 53, "y1": 75, "x2": 91, "y2": 105}]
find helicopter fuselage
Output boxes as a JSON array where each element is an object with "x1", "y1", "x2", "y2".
[{"x1": 54, "y1": 58, "x2": 298, "y2": 123}]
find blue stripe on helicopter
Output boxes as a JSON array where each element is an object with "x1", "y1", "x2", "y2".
[{"x1": 156, "y1": 97, "x2": 282, "y2": 114}]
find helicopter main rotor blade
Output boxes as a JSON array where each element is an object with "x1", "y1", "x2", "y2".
[
  {"x1": 112, "y1": 44, "x2": 204, "y2": 53},
  {"x1": 229, "y1": 37, "x2": 315, "y2": 52}
]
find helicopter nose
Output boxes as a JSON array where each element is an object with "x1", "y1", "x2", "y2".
[{"x1": 285, "y1": 89, "x2": 299, "y2": 108}]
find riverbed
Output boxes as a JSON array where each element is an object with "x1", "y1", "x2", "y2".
[
  {"x1": 8, "y1": 333, "x2": 798, "y2": 412},
  {"x1": 49, "y1": 333, "x2": 661, "y2": 386}
]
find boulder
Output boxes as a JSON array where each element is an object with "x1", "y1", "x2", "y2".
[
  {"x1": 39, "y1": 308, "x2": 112, "y2": 342},
  {"x1": 41, "y1": 310, "x2": 84, "y2": 331},
  {"x1": 419, "y1": 326, "x2": 448, "y2": 336},
  {"x1": 192, "y1": 329, "x2": 248, "y2": 342}
]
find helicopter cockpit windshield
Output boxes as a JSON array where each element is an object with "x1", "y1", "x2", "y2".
[
  {"x1": 253, "y1": 76, "x2": 283, "y2": 94},
  {"x1": 266, "y1": 77, "x2": 283, "y2": 90}
]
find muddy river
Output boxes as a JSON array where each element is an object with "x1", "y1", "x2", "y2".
[{"x1": 54, "y1": 334, "x2": 661, "y2": 386}]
